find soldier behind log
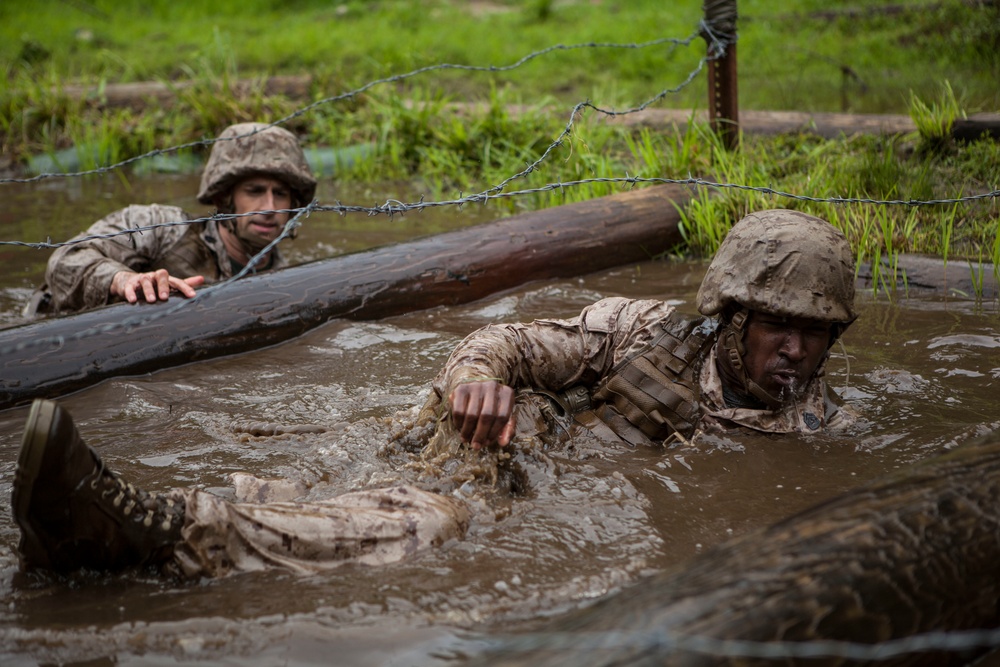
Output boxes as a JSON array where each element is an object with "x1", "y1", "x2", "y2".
[
  {"x1": 24, "y1": 122, "x2": 317, "y2": 316},
  {"x1": 10, "y1": 209, "x2": 859, "y2": 579}
]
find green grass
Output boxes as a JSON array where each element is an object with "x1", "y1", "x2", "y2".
[
  {"x1": 3, "y1": 0, "x2": 997, "y2": 111},
  {"x1": 672, "y1": 119, "x2": 997, "y2": 261},
  {"x1": 1, "y1": 0, "x2": 998, "y2": 273}
]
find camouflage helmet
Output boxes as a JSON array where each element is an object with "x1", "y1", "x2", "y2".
[
  {"x1": 696, "y1": 209, "x2": 857, "y2": 324},
  {"x1": 197, "y1": 122, "x2": 316, "y2": 206}
]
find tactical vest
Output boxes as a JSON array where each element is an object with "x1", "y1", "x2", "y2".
[
  {"x1": 151, "y1": 223, "x2": 223, "y2": 283},
  {"x1": 570, "y1": 314, "x2": 718, "y2": 446}
]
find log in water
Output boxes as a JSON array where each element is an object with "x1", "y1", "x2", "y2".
[
  {"x1": 471, "y1": 429, "x2": 1000, "y2": 666},
  {"x1": 0, "y1": 184, "x2": 694, "y2": 411}
]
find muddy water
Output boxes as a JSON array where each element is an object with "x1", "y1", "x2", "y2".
[{"x1": 1, "y1": 176, "x2": 999, "y2": 665}]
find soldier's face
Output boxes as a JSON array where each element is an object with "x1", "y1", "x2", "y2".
[
  {"x1": 742, "y1": 312, "x2": 832, "y2": 401},
  {"x1": 230, "y1": 176, "x2": 293, "y2": 250}
]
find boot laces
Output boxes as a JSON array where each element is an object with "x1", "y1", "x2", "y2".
[{"x1": 84, "y1": 458, "x2": 182, "y2": 533}]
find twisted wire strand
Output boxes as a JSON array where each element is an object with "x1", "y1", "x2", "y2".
[
  {"x1": 0, "y1": 201, "x2": 319, "y2": 357},
  {"x1": 0, "y1": 28, "x2": 719, "y2": 357},
  {"x1": 313, "y1": 177, "x2": 998, "y2": 216},
  {"x1": 3, "y1": 179, "x2": 996, "y2": 251},
  {"x1": 701, "y1": 0, "x2": 739, "y2": 44},
  {"x1": 2, "y1": 42, "x2": 714, "y2": 250},
  {"x1": 0, "y1": 210, "x2": 297, "y2": 249},
  {"x1": 0, "y1": 33, "x2": 701, "y2": 186}
]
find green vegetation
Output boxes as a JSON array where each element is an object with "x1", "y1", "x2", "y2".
[
  {"x1": 3, "y1": 0, "x2": 997, "y2": 112},
  {"x1": 1, "y1": 0, "x2": 998, "y2": 282}
]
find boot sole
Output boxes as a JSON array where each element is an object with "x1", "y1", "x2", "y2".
[{"x1": 12, "y1": 399, "x2": 58, "y2": 537}]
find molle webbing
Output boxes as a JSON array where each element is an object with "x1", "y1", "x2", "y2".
[{"x1": 583, "y1": 316, "x2": 717, "y2": 445}]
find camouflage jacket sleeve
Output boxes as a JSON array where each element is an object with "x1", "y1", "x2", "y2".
[
  {"x1": 44, "y1": 204, "x2": 193, "y2": 313},
  {"x1": 431, "y1": 297, "x2": 678, "y2": 401}
]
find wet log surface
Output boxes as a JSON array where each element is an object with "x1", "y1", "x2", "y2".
[
  {"x1": 857, "y1": 253, "x2": 999, "y2": 299},
  {"x1": 470, "y1": 429, "x2": 1000, "y2": 667},
  {"x1": 952, "y1": 115, "x2": 1000, "y2": 142},
  {"x1": 0, "y1": 184, "x2": 693, "y2": 412}
]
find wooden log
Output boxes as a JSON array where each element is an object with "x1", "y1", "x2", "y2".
[
  {"x1": 62, "y1": 75, "x2": 313, "y2": 111},
  {"x1": 469, "y1": 428, "x2": 1000, "y2": 666},
  {"x1": 60, "y1": 74, "x2": 915, "y2": 137},
  {"x1": 0, "y1": 184, "x2": 693, "y2": 412},
  {"x1": 603, "y1": 108, "x2": 918, "y2": 138},
  {"x1": 953, "y1": 113, "x2": 1000, "y2": 143},
  {"x1": 56, "y1": 75, "x2": 1000, "y2": 144},
  {"x1": 857, "y1": 254, "x2": 998, "y2": 300}
]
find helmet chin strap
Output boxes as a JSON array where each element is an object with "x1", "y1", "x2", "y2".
[{"x1": 721, "y1": 308, "x2": 784, "y2": 410}]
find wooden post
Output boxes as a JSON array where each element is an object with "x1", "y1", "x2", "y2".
[{"x1": 703, "y1": 0, "x2": 740, "y2": 150}]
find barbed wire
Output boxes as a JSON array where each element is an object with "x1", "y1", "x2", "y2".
[
  {"x1": 0, "y1": 210, "x2": 299, "y2": 250},
  {"x1": 313, "y1": 177, "x2": 999, "y2": 215},
  {"x1": 0, "y1": 32, "x2": 702, "y2": 186},
  {"x1": 7, "y1": 18, "x2": 988, "y2": 256},
  {"x1": 1, "y1": 20, "x2": 994, "y2": 355},
  {"x1": 0, "y1": 28, "x2": 719, "y2": 353},
  {"x1": 4, "y1": 16, "x2": 1000, "y2": 661},
  {"x1": 486, "y1": 625, "x2": 1000, "y2": 661},
  {"x1": 4, "y1": 172, "x2": 996, "y2": 356},
  {"x1": 699, "y1": 12, "x2": 736, "y2": 58},
  {"x1": 3, "y1": 179, "x2": 996, "y2": 251},
  {"x1": 1, "y1": 42, "x2": 714, "y2": 251},
  {"x1": 0, "y1": 201, "x2": 319, "y2": 359}
]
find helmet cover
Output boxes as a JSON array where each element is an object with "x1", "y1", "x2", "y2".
[
  {"x1": 696, "y1": 209, "x2": 857, "y2": 324},
  {"x1": 197, "y1": 122, "x2": 316, "y2": 206}
]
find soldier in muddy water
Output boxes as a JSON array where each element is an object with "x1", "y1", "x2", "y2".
[
  {"x1": 437, "y1": 208, "x2": 858, "y2": 450},
  {"x1": 24, "y1": 122, "x2": 316, "y2": 316},
  {"x1": 11, "y1": 209, "x2": 859, "y2": 579}
]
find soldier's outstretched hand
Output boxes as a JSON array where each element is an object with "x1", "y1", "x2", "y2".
[
  {"x1": 111, "y1": 269, "x2": 205, "y2": 304},
  {"x1": 449, "y1": 380, "x2": 516, "y2": 450}
]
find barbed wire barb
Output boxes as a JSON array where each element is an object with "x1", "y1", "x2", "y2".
[{"x1": 0, "y1": 33, "x2": 701, "y2": 186}]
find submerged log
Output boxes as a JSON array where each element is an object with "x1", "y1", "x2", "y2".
[
  {"x1": 0, "y1": 184, "x2": 694, "y2": 412},
  {"x1": 471, "y1": 428, "x2": 1000, "y2": 667}
]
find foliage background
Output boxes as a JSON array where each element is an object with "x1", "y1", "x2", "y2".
[{"x1": 1, "y1": 0, "x2": 998, "y2": 268}]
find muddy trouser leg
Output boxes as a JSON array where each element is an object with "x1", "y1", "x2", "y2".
[{"x1": 170, "y1": 486, "x2": 469, "y2": 578}]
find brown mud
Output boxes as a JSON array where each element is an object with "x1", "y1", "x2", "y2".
[{"x1": 0, "y1": 258, "x2": 998, "y2": 666}]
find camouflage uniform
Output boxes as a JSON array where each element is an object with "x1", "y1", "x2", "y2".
[
  {"x1": 12, "y1": 210, "x2": 855, "y2": 579},
  {"x1": 13, "y1": 396, "x2": 470, "y2": 578},
  {"x1": 431, "y1": 209, "x2": 858, "y2": 443},
  {"x1": 171, "y1": 485, "x2": 469, "y2": 577},
  {"x1": 25, "y1": 123, "x2": 315, "y2": 316},
  {"x1": 164, "y1": 210, "x2": 857, "y2": 575},
  {"x1": 25, "y1": 207, "x2": 282, "y2": 315},
  {"x1": 432, "y1": 297, "x2": 848, "y2": 444}
]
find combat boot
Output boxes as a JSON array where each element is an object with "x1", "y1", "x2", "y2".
[{"x1": 12, "y1": 399, "x2": 185, "y2": 574}]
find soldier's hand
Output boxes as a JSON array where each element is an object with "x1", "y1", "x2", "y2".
[
  {"x1": 111, "y1": 270, "x2": 205, "y2": 304},
  {"x1": 449, "y1": 380, "x2": 516, "y2": 451}
]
